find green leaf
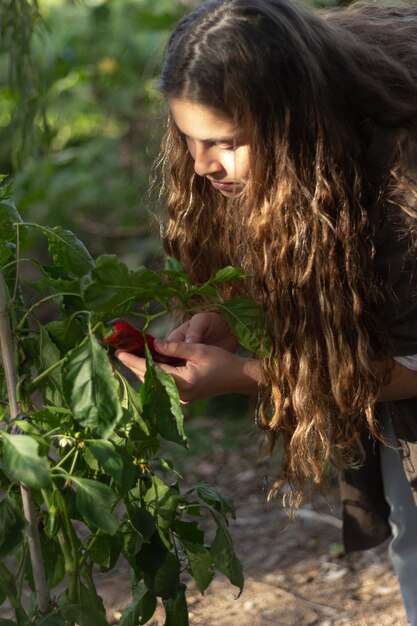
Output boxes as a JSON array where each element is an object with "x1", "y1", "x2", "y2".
[
  {"x1": 120, "y1": 522, "x2": 144, "y2": 566},
  {"x1": 31, "y1": 273, "x2": 81, "y2": 297},
  {"x1": 62, "y1": 333, "x2": 123, "y2": 438},
  {"x1": 194, "y1": 481, "x2": 236, "y2": 518},
  {"x1": 32, "y1": 407, "x2": 72, "y2": 431},
  {"x1": 81, "y1": 255, "x2": 135, "y2": 314},
  {"x1": 162, "y1": 584, "x2": 189, "y2": 626},
  {"x1": 173, "y1": 520, "x2": 204, "y2": 544},
  {"x1": 119, "y1": 581, "x2": 157, "y2": 626},
  {"x1": 10, "y1": 420, "x2": 50, "y2": 457},
  {"x1": 141, "y1": 350, "x2": 187, "y2": 448},
  {"x1": 0, "y1": 620, "x2": 20, "y2": 626},
  {"x1": 70, "y1": 476, "x2": 119, "y2": 535},
  {"x1": 122, "y1": 378, "x2": 151, "y2": 440},
  {"x1": 85, "y1": 439, "x2": 124, "y2": 482},
  {"x1": 154, "y1": 551, "x2": 181, "y2": 598},
  {"x1": 143, "y1": 475, "x2": 180, "y2": 535},
  {"x1": 190, "y1": 283, "x2": 217, "y2": 298},
  {"x1": 0, "y1": 241, "x2": 15, "y2": 265},
  {"x1": 46, "y1": 317, "x2": 84, "y2": 354},
  {"x1": 85, "y1": 439, "x2": 135, "y2": 490},
  {"x1": 1, "y1": 433, "x2": 51, "y2": 488},
  {"x1": 163, "y1": 258, "x2": 190, "y2": 284},
  {"x1": 211, "y1": 266, "x2": 247, "y2": 284},
  {"x1": 137, "y1": 539, "x2": 181, "y2": 598},
  {"x1": 44, "y1": 489, "x2": 61, "y2": 539},
  {"x1": 34, "y1": 613, "x2": 66, "y2": 626},
  {"x1": 0, "y1": 495, "x2": 26, "y2": 558},
  {"x1": 45, "y1": 226, "x2": 94, "y2": 277},
  {"x1": 0, "y1": 174, "x2": 13, "y2": 199},
  {"x1": 210, "y1": 524, "x2": 244, "y2": 594},
  {"x1": 81, "y1": 255, "x2": 165, "y2": 315},
  {"x1": 183, "y1": 542, "x2": 214, "y2": 594},
  {"x1": 0, "y1": 199, "x2": 22, "y2": 242},
  {"x1": 38, "y1": 325, "x2": 62, "y2": 403},
  {"x1": 57, "y1": 584, "x2": 107, "y2": 626},
  {"x1": 40, "y1": 532, "x2": 66, "y2": 588},
  {"x1": 218, "y1": 296, "x2": 272, "y2": 356},
  {"x1": 127, "y1": 504, "x2": 156, "y2": 541},
  {"x1": 88, "y1": 534, "x2": 120, "y2": 570}
]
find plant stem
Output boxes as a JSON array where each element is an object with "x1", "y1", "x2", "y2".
[
  {"x1": 0, "y1": 271, "x2": 51, "y2": 615},
  {"x1": 41, "y1": 489, "x2": 74, "y2": 574},
  {"x1": 0, "y1": 562, "x2": 29, "y2": 623},
  {"x1": 29, "y1": 320, "x2": 102, "y2": 390},
  {"x1": 58, "y1": 491, "x2": 81, "y2": 598},
  {"x1": 11, "y1": 222, "x2": 21, "y2": 303},
  {"x1": 16, "y1": 291, "x2": 80, "y2": 331},
  {"x1": 53, "y1": 446, "x2": 77, "y2": 470},
  {"x1": 29, "y1": 355, "x2": 67, "y2": 387}
]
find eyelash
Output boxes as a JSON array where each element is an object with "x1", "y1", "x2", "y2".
[
  {"x1": 218, "y1": 144, "x2": 236, "y2": 152},
  {"x1": 182, "y1": 135, "x2": 238, "y2": 153}
]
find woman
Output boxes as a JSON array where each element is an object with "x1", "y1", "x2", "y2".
[{"x1": 117, "y1": 1, "x2": 417, "y2": 622}]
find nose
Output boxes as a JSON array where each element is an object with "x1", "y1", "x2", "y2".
[{"x1": 193, "y1": 145, "x2": 223, "y2": 178}]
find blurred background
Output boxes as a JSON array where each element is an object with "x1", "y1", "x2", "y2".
[{"x1": 1, "y1": 0, "x2": 350, "y2": 264}]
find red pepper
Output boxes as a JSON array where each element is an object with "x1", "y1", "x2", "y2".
[{"x1": 103, "y1": 319, "x2": 184, "y2": 366}]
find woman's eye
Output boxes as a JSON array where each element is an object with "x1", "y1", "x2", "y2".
[{"x1": 218, "y1": 143, "x2": 235, "y2": 152}]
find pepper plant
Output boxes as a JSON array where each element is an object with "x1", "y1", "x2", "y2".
[{"x1": 0, "y1": 177, "x2": 271, "y2": 626}]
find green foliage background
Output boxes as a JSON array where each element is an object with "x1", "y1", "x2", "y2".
[
  {"x1": 0, "y1": 0, "x2": 189, "y2": 265},
  {"x1": 0, "y1": 0, "x2": 351, "y2": 266}
]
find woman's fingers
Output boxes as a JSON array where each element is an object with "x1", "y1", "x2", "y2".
[
  {"x1": 167, "y1": 312, "x2": 238, "y2": 351},
  {"x1": 182, "y1": 314, "x2": 214, "y2": 343},
  {"x1": 115, "y1": 352, "x2": 147, "y2": 381},
  {"x1": 116, "y1": 340, "x2": 261, "y2": 403},
  {"x1": 167, "y1": 315, "x2": 208, "y2": 343},
  {"x1": 166, "y1": 322, "x2": 189, "y2": 342}
]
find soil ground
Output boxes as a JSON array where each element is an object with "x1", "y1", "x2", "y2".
[{"x1": 100, "y1": 407, "x2": 408, "y2": 626}]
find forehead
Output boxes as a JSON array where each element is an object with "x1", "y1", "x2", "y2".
[{"x1": 168, "y1": 97, "x2": 239, "y2": 141}]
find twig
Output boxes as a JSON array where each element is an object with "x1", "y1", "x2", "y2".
[
  {"x1": 294, "y1": 507, "x2": 343, "y2": 530},
  {"x1": 274, "y1": 584, "x2": 347, "y2": 618},
  {"x1": 0, "y1": 271, "x2": 50, "y2": 615}
]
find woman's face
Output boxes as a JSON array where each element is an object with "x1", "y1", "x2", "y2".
[{"x1": 168, "y1": 97, "x2": 251, "y2": 197}]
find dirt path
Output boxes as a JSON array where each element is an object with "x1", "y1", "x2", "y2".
[{"x1": 100, "y1": 412, "x2": 408, "y2": 625}]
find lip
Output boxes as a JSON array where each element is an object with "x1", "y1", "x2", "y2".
[{"x1": 209, "y1": 180, "x2": 242, "y2": 192}]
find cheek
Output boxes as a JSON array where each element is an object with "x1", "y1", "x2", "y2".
[{"x1": 231, "y1": 150, "x2": 251, "y2": 180}]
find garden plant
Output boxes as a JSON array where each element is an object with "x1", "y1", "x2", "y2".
[{"x1": 0, "y1": 176, "x2": 272, "y2": 626}]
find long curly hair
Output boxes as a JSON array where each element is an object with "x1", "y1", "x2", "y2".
[{"x1": 156, "y1": 0, "x2": 417, "y2": 505}]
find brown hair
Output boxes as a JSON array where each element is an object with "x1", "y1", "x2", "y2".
[{"x1": 157, "y1": 0, "x2": 417, "y2": 505}]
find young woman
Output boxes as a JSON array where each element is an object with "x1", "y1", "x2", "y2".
[{"x1": 117, "y1": 0, "x2": 417, "y2": 622}]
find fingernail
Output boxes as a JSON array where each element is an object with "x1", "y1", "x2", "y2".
[{"x1": 185, "y1": 336, "x2": 195, "y2": 343}]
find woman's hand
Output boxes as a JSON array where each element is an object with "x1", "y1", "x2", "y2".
[
  {"x1": 167, "y1": 312, "x2": 239, "y2": 352},
  {"x1": 116, "y1": 340, "x2": 261, "y2": 403}
]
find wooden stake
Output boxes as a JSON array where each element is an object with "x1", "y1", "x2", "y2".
[{"x1": 0, "y1": 272, "x2": 50, "y2": 615}]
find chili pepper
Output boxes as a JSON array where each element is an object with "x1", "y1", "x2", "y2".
[{"x1": 103, "y1": 319, "x2": 184, "y2": 366}]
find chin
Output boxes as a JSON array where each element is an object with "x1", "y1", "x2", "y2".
[{"x1": 219, "y1": 185, "x2": 245, "y2": 198}]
